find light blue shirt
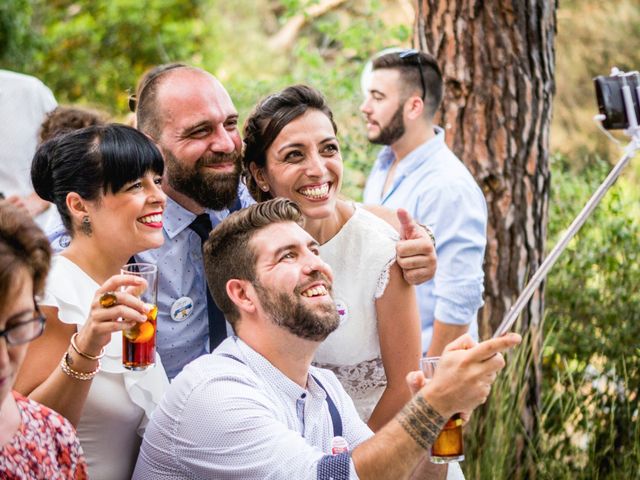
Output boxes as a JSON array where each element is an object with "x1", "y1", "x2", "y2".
[
  {"x1": 136, "y1": 184, "x2": 255, "y2": 379},
  {"x1": 363, "y1": 127, "x2": 487, "y2": 352},
  {"x1": 48, "y1": 183, "x2": 255, "y2": 380},
  {"x1": 133, "y1": 336, "x2": 372, "y2": 479}
]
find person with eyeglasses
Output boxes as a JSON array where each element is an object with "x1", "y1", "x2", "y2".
[
  {"x1": 0, "y1": 202, "x2": 88, "y2": 478},
  {"x1": 361, "y1": 50, "x2": 488, "y2": 359},
  {"x1": 14, "y1": 124, "x2": 170, "y2": 479}
]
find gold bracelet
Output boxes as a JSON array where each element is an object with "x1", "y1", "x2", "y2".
[
  {"x1": 70, "y1": 332, "x2": 105, "y2": 360},
  {"x1": 60, "y1": 352, "x2": 100, "y2": 381}
]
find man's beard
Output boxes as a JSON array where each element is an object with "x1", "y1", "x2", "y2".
[
  {"x1": 369, "y1": 103, "x2": 406, "y2": 146},
  {"x1": 163, "y1": 147, "x2": 242, "y2": 211},
  {"x1": 254, "y1": 275, "x2": 340, "y2": 342}
]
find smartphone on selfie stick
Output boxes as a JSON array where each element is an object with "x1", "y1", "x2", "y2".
[{"x1": 494, "y1": 68, "x2": 640, "y2": 338}]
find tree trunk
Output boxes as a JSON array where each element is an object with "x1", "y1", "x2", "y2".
[{"x1": 415, "y1": 1, "x2": 556, "y2": 477}]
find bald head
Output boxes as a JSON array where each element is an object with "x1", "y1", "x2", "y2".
[
  {"x1": 139, "y1": 65, "x2": 242, "y2": 211},
  {"x1": 136, "y1": 64, "x2": 231, "y2": 141}
]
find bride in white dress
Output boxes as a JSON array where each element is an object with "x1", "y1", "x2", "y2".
[{"x1": 243, "y1": 85, "x2": 421, "y2": 432}]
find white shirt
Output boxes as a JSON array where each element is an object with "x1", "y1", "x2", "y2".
[
  {"x1": 0, "y1": 70, "x2": 57, "y2": 227},
  {"x1": 41, "y1": 256, "x2": 169, "y2": 480},
  {"x1": 134, "y1": 336, "x2": 373, "y2": 479},
  {"x1": 314, "y1": 205, "x2": 398, "y2": 420}
]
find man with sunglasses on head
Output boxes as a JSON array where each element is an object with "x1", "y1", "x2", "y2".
[{"x1": 361, "y1": 50, "x2": 488, "y2": 359}]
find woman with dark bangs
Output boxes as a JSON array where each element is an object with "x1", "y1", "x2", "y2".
[{"x1": 15, "y1": 124, "x2": 169, "y2": 479}]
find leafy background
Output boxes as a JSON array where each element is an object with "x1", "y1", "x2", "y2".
[{"x1": 2, "y1": 0, "x2": 639, "y2": 476}]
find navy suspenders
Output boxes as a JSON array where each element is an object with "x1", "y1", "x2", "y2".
[
  {"x1": 219, "y1": 353, "x2": 343, "y2": 437},
  {"x1": 312, "y1": 377, "x2": 342, "y2": 437}
]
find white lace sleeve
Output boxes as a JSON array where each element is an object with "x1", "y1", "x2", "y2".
[{"x1": 374, "y1": 257, "x2": 396, "y2": 299}]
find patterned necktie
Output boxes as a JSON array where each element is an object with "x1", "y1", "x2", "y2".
[{"x1": 188, "y1": 213, "x2": 227, "y2": 352}]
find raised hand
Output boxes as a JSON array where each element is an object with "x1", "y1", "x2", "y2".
[
  {"x1": 396, "y1": 208, "x2": 437, "y2": 285},
  {"x1": 422, "y1": 333, "x2": 522, "y2": 418}
]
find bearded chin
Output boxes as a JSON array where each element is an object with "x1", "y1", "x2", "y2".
[
  {"x1": 165, "y1": 150, "x2": 242, "y2": 211},
  {"x1": 289, "y1": 301, "x2": 340, "y2": 342},
  {"x1": 256, "y1": 284, "x2": 340, "y2": 342},
  {"x1": 370, "y1": 105, "x2": 406, "y2": 146}
]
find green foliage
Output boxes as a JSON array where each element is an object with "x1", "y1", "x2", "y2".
[
  {"x1": 0, "y1": 0, "x2": 35, "y2": 67},
  {"x1": 465, "y1": 156, "x2": 640, "y2": 479},
  {"x1": 213, "y1": 0, "x2": 408, "y2": 199},
  {"x1": 540, "y1": 154, "x2": 640, "y2": 477},
  {"x1": 553, "y1": 0, "x2": 640, "y2": 162},
  {"x1": 9, "y1": 0, "x2": 206, "y2": 113},
  {"x1": 464, "y1": 331, "x2": 538, "y2": 478}
]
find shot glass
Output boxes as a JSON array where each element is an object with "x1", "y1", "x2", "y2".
[
  {"x1": 120, "y1": 263, "x2": 158, "y2": 371},
  {"x1": 421, "y1": 356, "x2": 465, "y2": 464}
]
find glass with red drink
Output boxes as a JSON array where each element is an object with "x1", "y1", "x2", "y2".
[{"x1": 120, "y1": 263, "x2": 157, "y2": 370}]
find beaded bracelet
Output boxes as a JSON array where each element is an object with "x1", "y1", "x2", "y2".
[
  {"x1": 417, "y1": 223, "x2": 437, "y2": 249},
  {"x1": 60, "y1": 352, "x2": 101, "y2": 381},
  {"x1": 70, "y1": 332, "x2": 105, "y2": 361}
]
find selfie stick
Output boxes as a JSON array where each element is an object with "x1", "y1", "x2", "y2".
[{"x1": 493, "y1": 81, "x2": 640, "y2": 338}]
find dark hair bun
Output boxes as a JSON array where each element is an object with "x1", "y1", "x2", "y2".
[{"x1": 31, "y1": 138, "x2": 58, "y2": 203}]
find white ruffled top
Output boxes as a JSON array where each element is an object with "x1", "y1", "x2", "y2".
[
  {"x1": 41, "y1": 255, "x2": 169, "y2": 480},
  {"x1": 313, "y1": 205, "x2": 399, "y2": 421}
]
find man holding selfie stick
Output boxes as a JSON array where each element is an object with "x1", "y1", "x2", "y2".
[{"x1": 134, "y1": 199, "x2": 521, "y2": 479}]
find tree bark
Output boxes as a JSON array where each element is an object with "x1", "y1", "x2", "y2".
[{"x1": 415, "y1": 1, "x2": 556, "y2": 477}]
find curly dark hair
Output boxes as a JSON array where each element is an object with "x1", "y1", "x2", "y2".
[{"x1": 39, "y1": 106, "x2": 108, "y2": 143}]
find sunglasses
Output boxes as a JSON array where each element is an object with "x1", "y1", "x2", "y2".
[{"x1": 399, "y1": 49, "x2": 426, "y2": 101}]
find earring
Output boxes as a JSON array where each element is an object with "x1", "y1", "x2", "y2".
[
  {"x1": 80, "y1": 216, "x2": 92, "y2": 236},
  {"x1": 261, "y1": 185, "x2": 269, "y2": 192}
]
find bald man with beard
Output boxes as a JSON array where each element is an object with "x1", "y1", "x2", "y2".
[{"x1": 46, "y1": 64, "x2": 439, "y2": 380}]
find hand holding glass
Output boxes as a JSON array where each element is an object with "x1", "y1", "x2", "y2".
[
  {"x1": 421, "y1": 356, "x2": 465, "y2": 464},
  {"x1": 120, "y1": 263, "x2": 158, "y2": 370}
]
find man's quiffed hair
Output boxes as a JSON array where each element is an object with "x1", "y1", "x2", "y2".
[
  {"x1": 372, "y1": 51, "x2": 443, "y2": 118},
  {"x1": 203, "y1": 198, "x2": 304, "y2": 327}
]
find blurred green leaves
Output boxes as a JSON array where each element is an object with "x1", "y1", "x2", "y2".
[
  {"x1": 4, "y1": 0, "x2": 206, "y2": 111},
  {"x1": 540, "y1": 154, "x2": 640, "y2": 476}
]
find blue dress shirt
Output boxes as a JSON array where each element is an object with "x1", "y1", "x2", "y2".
[
  {"x1": 363, "y1": 127, "x2": 487, "y2": 352},
  {"x1": 136, "y1": 184, "x2": 255, "y2": 379}
]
